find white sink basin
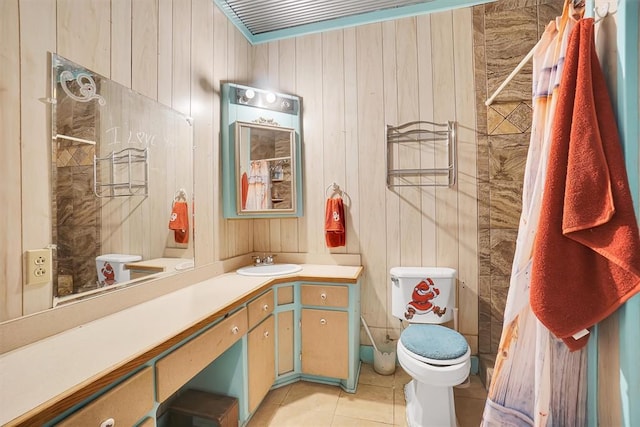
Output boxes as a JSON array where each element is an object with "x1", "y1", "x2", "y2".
[{"x1": 236, "y1": 263, "x2": 302, "y2": 277}]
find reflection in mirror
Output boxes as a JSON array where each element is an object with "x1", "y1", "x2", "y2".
[
  {"x1": 51, "y1": 54, "x2": 194, "y2": 304},
  {"x1": 236, "y1": 121, "x2": 295, "y2": 214}
]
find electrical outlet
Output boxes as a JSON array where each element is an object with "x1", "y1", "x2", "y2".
[{"x1": 26, "y1": 249, "x2": 52, "y2": 285}]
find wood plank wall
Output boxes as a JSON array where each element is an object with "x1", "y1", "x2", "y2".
[
  {"x1": 0, "y1": 0, "x2": 253, "y2": 320},
  {"x1": 249, "y1": 9, "x2": 479, "y2": 351},
  {"x1": 1, "y1": 1, "x2": 479, "y2": 354}
]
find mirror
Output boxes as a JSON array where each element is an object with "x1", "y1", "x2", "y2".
[
  {"x1": 235, "y1": 121, "x2": 296, "y2": 214},
  {"x1": 221, "y1": 83, "x2": 303, "y2": 218},
  {"x1": 51, "y1": 54, "x2": 194, "y2": 303}
]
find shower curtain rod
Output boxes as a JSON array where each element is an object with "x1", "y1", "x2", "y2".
[{"x1": 484, "y1": 0, "x2": 610, "y2": 107}]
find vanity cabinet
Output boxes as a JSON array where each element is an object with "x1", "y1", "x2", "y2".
[
  {"x1": 301, "y1": 309, "x2": 349, "y2": 379},
  {"x1": 28, "y1": 272, "x2": 361, "y2": 427},
  {"x1": 247, "y1": 315, "x2": 275, "y2": 413},
  {"x1": 247, "y1": 290, "x2": 275, "y2": 413},
  {"x1": 276, "y1": 285, "x2": 295, "y2": 376},
  {"x1": 300, "y1": 285, "x2": 350, "y2": 380}
]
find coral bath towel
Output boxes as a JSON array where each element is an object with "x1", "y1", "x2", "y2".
[
  {"x1": 325, "y1": 197, "x2": 346, "y2": 248},
  {"x1": 169, "y1": 201, "x2": 189, "y2": 244},
  {"x1": 531, "y1": 18, "x2": 640, "y2": 351}
]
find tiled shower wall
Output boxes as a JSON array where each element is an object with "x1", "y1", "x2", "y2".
[
  {"x1": 473, "y1": 0, "x2": 564, "y2": 358},
  {"x1": 53, "y1": 83, "x2": 101, "y2": 295}
]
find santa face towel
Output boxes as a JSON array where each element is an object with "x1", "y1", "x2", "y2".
[
  {"x1": 530, "y1": 18, "x2": 640, "y2": 350},
  {"x1": 169, "y1": 200, "x2": 189, "y2": 244},
  {"x1": 325, "y1": 197, "x2": 345, "y2": 248}
]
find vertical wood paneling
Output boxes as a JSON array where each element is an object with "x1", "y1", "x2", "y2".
[
  {"x1": 396, "y1": 18, "x2": 423, "y2": 268},
  {"x1": 6, "y1": 0, "x2": 480, "y2": 352},
  {"x1": 0, "y1": 0, "x2": 23, "y2": 320},
  {"x1": 103, "y1": 1, "x2": 127, "y2": 258},
  {"x1": 382, "y1": 20, "x2": 400, "y2": 331},
  {"x1": 132, "y1": 0, "x2": 158, "y2": 99},
  {"x1": 157, "y1": 0, "x2": 173, "y2": 106},
  {"x1": 110, "y1": 0, "x2": 132, "y2": 86},
  {"x1": 322, "y1": 30, "x2": 346, "y2": 254},
  {"x1": 172, "y1": 0, "x2": 191, "y2": 115},
  {"x1": 21, "y1": 0, "x2": 57, "y2": 315},
  {"x1": 416, "y1": 14, "x2": 437, "y2": 268},
  {"x1": 191, "y1": 0, "x2": 215, "y2": 266},
  {"x1": 56, "y1": 0, "x2": 110, "y2": 76},
  {"x1": 453, "y1": 7, "x2": 479, "y2": 346},
  {"x1": 129, "y1": 0, "x2": 158, "y2": 260},
  {"x1": 278, "y1": 38, "x2": 299, "y2": 253},
  {"x1": 356, "y1": 24, "x2": 388, "y2": 330},
  {"x1": 431, "y1": 12, "x2": 460, "y2": 270},
  {"x1": 212, "y1": 5, "x2": 229, "y2": 261},
  {"x1": 343, "y1": 27, "x2": 361, "y2": 257},
  {"x1": 228, "y1": 26, "x2": 253, "y2": 256},
  {"x1": 296, "y1": 34, "x2": 324, "y2": 253}
]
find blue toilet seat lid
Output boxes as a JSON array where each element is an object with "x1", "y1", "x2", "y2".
[{"x1": 400, "y1": 324, "x2": 469, "y2": 361}]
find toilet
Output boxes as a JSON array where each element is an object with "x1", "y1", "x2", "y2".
[
  {"x1": 96, "y1": 254, "x2": 142, "y2": 287},
  {"x1": 391, "y1": 267, "x2": 470, "y2": 427}
]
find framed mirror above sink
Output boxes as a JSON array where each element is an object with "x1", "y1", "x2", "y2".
[{"x1": 221, "y1": 83, "x2": 303, "y2": 218}]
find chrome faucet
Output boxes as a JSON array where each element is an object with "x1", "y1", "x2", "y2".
[{"x1": 252, "y1": 254, "x2": 277, "y2": 266}]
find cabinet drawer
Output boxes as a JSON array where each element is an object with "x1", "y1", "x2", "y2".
[
  {"x1": 156, "y1": 307, "x2": 248, "y2": 402},
  {"x1": 301, "y1": 284, "x2": 349, "y2": 308},
  {"x1": 248, "y1": 289, "x2": 274, "y2": 329},
  {"x1": 56, "y1": 367, "x2": 153, "y2": 426}
]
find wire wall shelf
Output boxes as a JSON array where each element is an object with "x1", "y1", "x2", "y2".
[
  {"x1": 386, "y1": 120, "x2": 457, "y2": 188},
  {"x1": 93, "y1": 147, "x2": 149, "y2": 198}
]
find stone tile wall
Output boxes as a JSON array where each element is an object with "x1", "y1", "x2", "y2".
[
  {"x1": 53, "y1": 83, "x2": 101, "y2": 295},
  {"x1": 473, "y1": 0, "x2": 564, "y2": 358}
]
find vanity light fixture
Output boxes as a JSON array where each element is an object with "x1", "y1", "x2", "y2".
[{"x1": 233, "y1": 86, "x2": 297, "y2": 114}]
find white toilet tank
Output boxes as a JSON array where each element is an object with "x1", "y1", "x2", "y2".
[
  {"x1": 391, "y1": 267, "x2": 456, "y2": 324},
  {"x1": 96, "y1": 254, "x2": 142, "y2": 287}
]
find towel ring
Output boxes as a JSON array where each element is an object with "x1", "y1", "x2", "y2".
[{"x1": 325, "y1": 182, "x2": 351, "y2": 205}]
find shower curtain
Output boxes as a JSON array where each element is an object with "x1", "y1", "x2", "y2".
[{"x1": 481, "y1": 3, "x2": 587, "y2": 426}]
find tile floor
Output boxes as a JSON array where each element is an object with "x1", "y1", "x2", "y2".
[{"x1": 248, "y1": 363, "x2": 487, "y2": 426}]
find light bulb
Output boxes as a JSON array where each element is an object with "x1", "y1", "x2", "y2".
[
  {"x1": 245, "y1": 89, "x2": 255, "y2": 99},
  {"x1": 265, "y1": 92, "x2": 276, "y2": 103}
]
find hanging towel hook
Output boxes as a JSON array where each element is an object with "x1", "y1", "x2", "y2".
[
  {"x1": 174, "y1": 188, "x2": 188, "y2": 202},
  {"x1": 594, "y1": 3, "x2": 613, "y2": 23},
  {"x1": 325, "y1": 182, "x2": 341, "y2": 197}
]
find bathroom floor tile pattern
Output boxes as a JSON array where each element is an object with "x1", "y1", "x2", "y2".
[{"x1": 248, "y1": 363, "x2": 487, "y2": 426}]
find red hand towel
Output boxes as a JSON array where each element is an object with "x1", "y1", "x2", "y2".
[
  {"x1": 531, "y1": 18, "x2": 640, "y2": 351},
  {"x1": 241, "y1": 172, "x2": 248, "y2": 210},
  {"x1": 325, "y1": 197, "x2": 346, "y2": 248},
  {"x1": 169, "y1": 201, "x2": 189, "y2": 244}
]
